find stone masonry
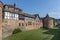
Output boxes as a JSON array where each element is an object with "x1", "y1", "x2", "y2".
[{"x1": 0, "y1": 1, "x2": 55, "y2": 40}]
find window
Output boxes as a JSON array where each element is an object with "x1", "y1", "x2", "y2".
[
  {"x1": 4, "y1": 12, "x2": 19, "y2": 20},
  {"x1": 10, "y1": 13, "x2": 12, "y2": 19},
  {"x1": 36, "y1": 16, "x2": 39, "y2": 20},
  {"x1": 5, "y1": 12, "x2": 7, "y2": 19},
  {"x1": 25, "y1": 17, "x2": 34, "y2": 21},
  {"x1": 19, "y1": 15, "x2": 24, "y2": 20},
  {"x1": 22, "y1": 23, "x2": 24, "y2": 26},
  {"x1": 11, "y1": 13, "x2": 15, "y2": 19},
  {"x1": 19, "y1": 18, "x2": 24, "y2": 20},
  {"x1": 5, "y1": 12, "x2": 10, "y2": 19},
  {"x1": 28, "y1": 22, "x2": 32, "y2": 25},
  {"x1": 26, "y1": 24, "x2": 27, "y2": 26},
  {"x1": 19, "y1": 23, "x2": 21, "y2": 26},
  {"x1": 19, "y1": 23, "x2": 24, "y2": 26},
  {"x1": 8, "y1": 12, "x2": 10, "y2": 19},
  {"x1": 15, "y1": 14, "x2": 19, "y2": 20}
]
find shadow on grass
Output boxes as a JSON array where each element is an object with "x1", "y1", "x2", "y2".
[{"x1": 43, "y1": 25, "x2": 60, "y2": 40}]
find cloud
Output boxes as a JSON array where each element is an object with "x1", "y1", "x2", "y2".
[{"x1": 48, "y1": 12, "x2": 60, "y2": 19}]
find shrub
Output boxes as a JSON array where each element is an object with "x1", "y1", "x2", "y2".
[{"x1": 12, "y1": 28, "x2": 22, "y2": 34}]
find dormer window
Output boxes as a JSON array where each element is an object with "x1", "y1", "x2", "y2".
[
  {"x1": 15, "y1": 8, "x2": 20, "y2": 13},
  {"x1": 35, "y1": 16, "x2": 39, "y2": 20},
  {"x1": 4, "y1": 5, "x2": 9, "y2": 10}
]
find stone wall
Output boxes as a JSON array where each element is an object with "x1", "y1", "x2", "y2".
[
  {"x1": 43, "y1": 18, "x2": 54, "y2": 28},
  {"x1": 0, "y1": 1, "x2": 3, "y2": 40},
  {"x1": 2, "y1": 19, "x2": 41, "y2": 38},
  {"x1": 48, "y1": 20, "x2": 54, "y2": 28}
]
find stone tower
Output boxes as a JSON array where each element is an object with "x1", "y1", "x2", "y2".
[
  {"x1": 43, "y1": 14, "x2": 54, "y2": 28},
  {"x1": 0, "y1": 1, "x2": 3, "y2": 40}
]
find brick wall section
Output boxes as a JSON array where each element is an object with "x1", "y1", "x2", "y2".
[
  {"x1": 43, "y1": 17, "x2": 54, "y2": 28},
  {"x1": 3, "y1": 19, "x2": 41, "y2": 30},
  {"x1": 0, "y1": 2, "x2": 3, "y2": 40},
  {"x1": 0, "y1": 7, "x2": 2, "y2": 40},
  {"x1": 2, "y1": 19, "x2": 42, "y2": 38}
]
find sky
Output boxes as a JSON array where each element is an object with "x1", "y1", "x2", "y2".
[{"x1": 0, "y1": 0, "x2": 60, "y2": 19}]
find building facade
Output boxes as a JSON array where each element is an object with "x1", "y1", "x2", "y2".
[
  {"x1": 43, "y1": 14, "x2": 54, "y2": 28},
  {"x1": 0, "y1": 1, "x2": 55, "y2": 39},
  {"x1": 0, "y1": 2, "x2": 42, "y2": 38}
]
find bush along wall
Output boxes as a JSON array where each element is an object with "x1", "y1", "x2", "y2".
[{"x1": 12, "y1": 28, "x2": 22, "y2": 34}]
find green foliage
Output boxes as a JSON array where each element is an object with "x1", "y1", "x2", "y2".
[
  {"x1": 4, "y1": 29, "x2": 52, "y2": 40},
  {"x1": 12, "y1": 28, "x2": 22, "y2": 34},
  {"x1": 4, "y1": 25, "x2": 60, "y2": 40}
]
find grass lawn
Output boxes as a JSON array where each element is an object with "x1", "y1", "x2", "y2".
[{"x1": 4, "y1": 25, "x2": 60, "y2": 40}]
